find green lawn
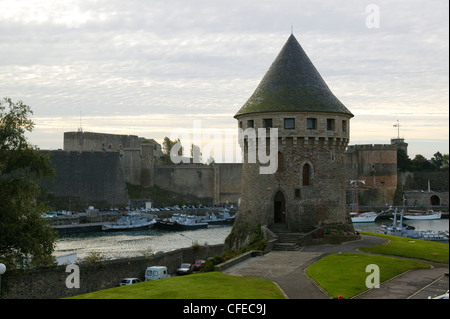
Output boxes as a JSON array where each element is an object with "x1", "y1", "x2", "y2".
[
  {"x1": 67, "y1": 272, "x2": 286, "y2": 299},
  {"x1": 359, "y1": 231, "x2": 449, "y2": 263},
  {"x1": 67, "y1": 232, "x2": 448, "y2": 300},
  {"x1": 306, "y1": 253, "x2": 430, "y2": 299}
]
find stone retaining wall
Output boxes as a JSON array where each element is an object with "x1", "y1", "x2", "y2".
[{"x1": 2, "y1": 244, "x2": 224, "y2": 299}]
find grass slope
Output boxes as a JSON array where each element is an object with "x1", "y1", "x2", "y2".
[
  {"x1": 68, "y1": 272, "x2": 286, "y2": 299},
  {"x1": 306, "y1": 253, "x2": 430, "y2": 299},
  {"x1": 358, "y1": 231, "x2": 449, "y2": 263}
]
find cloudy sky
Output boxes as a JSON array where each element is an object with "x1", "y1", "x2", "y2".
[{"x1": 1, "y1": 0, "x2": 448, "y2": 162}]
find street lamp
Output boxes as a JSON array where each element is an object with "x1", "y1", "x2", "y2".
[{"x1": 0, "y1": 263, "x2": 6, "y2": 297}]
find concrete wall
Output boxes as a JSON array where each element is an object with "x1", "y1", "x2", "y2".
[{"x1": 1, "y1": 244, "x2": 224, "y2": 299}]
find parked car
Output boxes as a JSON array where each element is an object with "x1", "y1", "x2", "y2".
[
  {"x1": 192, "y1": 260, "x2": 205, "y2": 271},
  {"x1": 119, "y1": 278, "x2": 142, "y2": 286},
  {"x1": 176, "y1": 263, "x2": 192, "y2": 275}
]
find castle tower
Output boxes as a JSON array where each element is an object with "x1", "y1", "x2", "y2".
[{"x1": 226, "y1": 34, "x2": 355, "y2": 249}]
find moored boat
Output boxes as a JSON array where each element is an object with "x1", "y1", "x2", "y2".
[
  {"x1": 203, "y1": 212, "x2": 228, "y2": 225},
  {"x1": 218, "y1": 209, "x2": 236, "y2": 223},
  {"x1": 102, "y1": 215, "x2": 157, "y2": 231},
  {"x1": 350, "y1": 211, "x2": 378, "y2": 223},
  {"x1": 155, "y1": 214, "x2": 208, "y2": 231},
  {"x1": 403, "y1": 210, "x2": 442, "y2": 220}
]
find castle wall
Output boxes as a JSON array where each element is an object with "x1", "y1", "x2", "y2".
[
  {"x1": 40, "y1": 150, "x2": 128, "y2": 207},
  {"x1": 153, "y1": 163, "x2": 242, "y2": 205},
  {"x1": 64, "y1": 131, "x2": 141, "y2": 152},
  {"x1": 345, "y1": 144, "x2": 398, "y2": 206}
]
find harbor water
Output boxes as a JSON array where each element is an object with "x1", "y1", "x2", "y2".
[
  {"x1": 54, "y1": 225, "x2": 233, "y2": 260},
  {"x1": 54, "y1": 219, "x2": 449, "y2": 261}
]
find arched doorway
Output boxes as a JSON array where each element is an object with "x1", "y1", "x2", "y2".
[
  {"x1": 430, "y1": 195, "x2": 440, "y2": 206},
  {"x1": 274, "y1": 191, "x2": 286, "y2": 224}
]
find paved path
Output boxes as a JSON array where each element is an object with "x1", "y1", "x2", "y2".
[{"x1": 223, "y1": 235, "x2": 449, "y2": 299}]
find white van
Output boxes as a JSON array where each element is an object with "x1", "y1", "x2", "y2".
[{"x1": 145, "y1": 266, "x2": 171, "y2": 281}]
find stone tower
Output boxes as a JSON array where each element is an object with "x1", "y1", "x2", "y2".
[{"x1": 225, "y1": 34, "x2": 355, "y2": 249}]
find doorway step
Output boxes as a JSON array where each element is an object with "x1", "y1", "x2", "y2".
[{"x1": 272, "y1": 231, "x2": 304, "y2": 251}]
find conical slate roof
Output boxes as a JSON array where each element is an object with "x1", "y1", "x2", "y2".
[{"x1": 235, "y1": 34, "x2": 353, "y2": 117}]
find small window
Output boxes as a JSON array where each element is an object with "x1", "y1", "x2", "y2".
[
  {"x1": 327, "y1": 119, "x2": 335, "y2": 131},
  {"x1": 342, "y1": 120, "x2": 347, "y2": 132},
  {"x1": 302, "y1": 163, "x2": 311, "y2": 186},
  {"x1": 284, "y1": 118, "x2": 295, "y2": 129},
  {"x1": 278, "y1": 152, "x2": 284, "y2": 171},
  {"x1": 307, "y1": 118, "x2": 317, "y2": 130},
  {"x1": 263, "y1": 119, "x2": 273, "y2": 129},
  {"x1": 239, "y1": 121, "x2": 243, "y2": 128},
  {"x1": 295, "y1": 188, "x2": 300, "y2": 198},
  {"x1": 247, "y1": 120, "x2": 254, "y2": 128}
]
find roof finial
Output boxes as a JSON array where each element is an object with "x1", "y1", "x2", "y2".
[{"x1": 291, "y1": 25, "x2": 293, "y2": 35}]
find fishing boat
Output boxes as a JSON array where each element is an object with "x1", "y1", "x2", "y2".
[
  {"x1": 155, "y1": 214, "x2": 208, "y2": 231},
  {"x1": 102, "y1": 215, "x2": 157, "y2": 231},
  {"x1": 218, "y1": 209, "x2": 236, "y2": 223},
  {"x1": 203, "y1": 210, "x2": 236, "y2": 225},
  {"x1": 350, "y1": 211, "x2": 379, "y2": 223},
  {"x1": 203, "y1": 212, "x2": 228, "y2": 225},
  {"x1": 403, "y1": 210, "x2": 442, "y2": 220}
]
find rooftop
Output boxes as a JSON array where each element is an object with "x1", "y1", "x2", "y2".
[{"x1": 235, "y1": 34, "x2": 353, "y2": 118}]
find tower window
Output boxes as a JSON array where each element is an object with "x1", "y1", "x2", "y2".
[
  {"x1": 327, "y1": 119, "x2": 335, "y2": 131},
  {"x1": 295, "y1": 188, "x2": 301, "y2": 198},
  {"x1": 284, "y1": 118, "x2": 295, "y2": 129},
  {"x1": 307, "y1": 118, "x2": 317, "y2": 130},
  {"x1": 277, "y1": 152, "x2": 284, "y2": 171},
  {"x1": 247, "y1": 119, "x2": 254, "y2": 128},
  {"x1": 302, "y1": 163, "x2": 311, "y2": 186},
  {"x1": 263, "y1": 119, "x2": 273, "y2": 129}
]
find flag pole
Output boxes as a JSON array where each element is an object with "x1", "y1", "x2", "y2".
[{"x1": 396, "y1": 120, "x2": 400, "y2": 139}]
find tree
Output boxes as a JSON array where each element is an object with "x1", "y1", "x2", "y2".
[
  {"x1": 162, "y1": 137, "x2": 178, "y2": 155},
  {"x1": 397, "y1": 149, "x2": 412, "y2": 171},
  {"x1": 431, "y1": 151, "x2": 444, "y2": 169},
  {"x1": 443, "y1": 154, "x2": 449, "y2": 169},
  {"x1": 0, "y1": 97, "x2": 56, "y2": 269},
  {"x1": 160, "y1": 137, "x2": 183, "y2": 164},
  {"x1": 411, "y1": 154, "x2": 432, "y2": 171}
]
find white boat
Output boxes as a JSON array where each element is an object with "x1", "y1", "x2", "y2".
[
  {"x1": 403, "y1": 210, "x2": 442, "y2": 220},
  {"x1": 218, "y1": 209, "x2": 236, "y2": 223},
  {"x1": 203, "y1": 212, "x2": 228, "y2": 225},
  {"x1": 350, "y1": 211, "x2": 378, "y2": 223},
  {"x1": 102, "y1": 215, "x2": 157, "y2": 231}
]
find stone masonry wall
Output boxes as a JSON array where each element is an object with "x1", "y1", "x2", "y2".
[
  {"x1": 40, "y1": 150, "x2": 128, "y2": 207},
  {"x1": 2, "y1": 244, "x2": 224, "y2": 299}
]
